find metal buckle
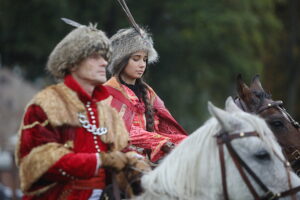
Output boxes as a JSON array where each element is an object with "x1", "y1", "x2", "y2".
[
  {"x1": 292, "y1": 150, "x2": 300, "y2": 161},
  {"x1": 264, "y1": 191, "x2": 280, "y2": 200},
  {"x1": 296, "y1": 169, "x2": 300, "y2": 177}
]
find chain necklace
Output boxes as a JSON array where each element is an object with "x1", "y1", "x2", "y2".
[{"x1": 78, "y1": 113, "x2": 108, "y2": 136}]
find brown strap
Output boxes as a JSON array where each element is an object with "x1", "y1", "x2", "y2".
[
  {"x1": 286, "y1": 164, "x2": 297, "y2": 200},
  {"x1": 112, "y1": 173, "x2": 121, "y2": 200},
  {"x1": 226, "y1": 142, "x2": 260, "y2": 200},
  {"x1": 217, "y1": 131, "x2": 258, "y2": 144},
  {"x1": 218, "y1": 142, "x2": 229, "y2": 200},
  {"x1": 256, "y1": 101, "x2": 283, "y2": 114},
  {"x1": 280, "y1": 185, "x2": 300, "y2": 198},
  {"x1": 218, "y1": 130, "x2": 300, "y2": 200}
]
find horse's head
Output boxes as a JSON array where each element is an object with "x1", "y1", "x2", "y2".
[
  {"x1": 138, "y1": 97, "x2": 300, "y2": 200},
  {"x1": 209, "y1": 98, "x2": 300, "y2": 200},
  {"x1": 235, "y1": 74, "x2": 300, "y2": 174}
]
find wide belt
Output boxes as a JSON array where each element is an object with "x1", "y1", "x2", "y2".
[{"x1": 71, "y1": 176, "x2": 106, "y2": 190}]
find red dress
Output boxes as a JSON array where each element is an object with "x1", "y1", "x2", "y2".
[
  {"x1": 15, "y1": 75, "x2": 129, "y2": 199},
  {"x1": 104, "y1": 77, "x2": 187, "y2": 162}
]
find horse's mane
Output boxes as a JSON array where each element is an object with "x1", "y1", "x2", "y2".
[{"x1": 138, "y1": 111, "x2": 284, "y2": 200}]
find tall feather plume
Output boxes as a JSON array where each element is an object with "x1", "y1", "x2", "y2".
[
  {"x1": 116, "y1": 0, "x2": 145, "y2": 38},
  {"x1": 61, "y1": 18, "x2": 84, "y2": 28}
]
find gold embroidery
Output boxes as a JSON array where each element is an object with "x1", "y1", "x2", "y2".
[
  {"x1": 151, "y1": 139, "x2": 168, "y2": 160},
  {"x1": 63, "y1": 141, "x2": 74, "y2": 149},
  {"x1": 119, "y1": 104, "x2": 127, "y2": 117},
  {"x1": 153, "y1": 134, "x2": 162, "y2": 138},
  {"x1": 22, "y1": 120, "x2": 49, "y2": 130}
]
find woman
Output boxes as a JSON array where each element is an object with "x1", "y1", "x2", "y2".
[{"x1": 104, "y1": 27, "x2": 187, "y2": 163}]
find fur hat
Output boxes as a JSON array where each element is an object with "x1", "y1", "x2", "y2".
[
  {"x1": 47, "y1": 24, "x2": 111, "y2": 79},
  {"x1": 107, "y1": 27, "x2": 158, "y2": 76}
]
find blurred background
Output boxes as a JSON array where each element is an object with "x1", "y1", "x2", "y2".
[{"x1": 0, "y1": 0, "x2": 300, "y2": 199}]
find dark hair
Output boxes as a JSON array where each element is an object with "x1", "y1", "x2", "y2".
[
  {"x1": 136, "y1": 79, "x2": 155, "y2": 132},
  {"x1": 114, "y1": 55, "x2": 155, "y2": 132}
]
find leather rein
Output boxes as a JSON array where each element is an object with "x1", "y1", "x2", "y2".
[{"x1": 216, "y1": 130, "x2": 300, "y2": 200}]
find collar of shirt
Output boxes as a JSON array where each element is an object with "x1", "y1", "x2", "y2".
[{"x1": 64, "y1": 74, "x2": 109, "y2": 104}]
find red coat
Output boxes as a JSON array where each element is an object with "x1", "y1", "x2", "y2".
[
  {"x1": 15, "y1": 75, "x2": 129, "y2": 199},
  {"x1": 104, "y1": 77, "x2": 187, "y2": 162}
]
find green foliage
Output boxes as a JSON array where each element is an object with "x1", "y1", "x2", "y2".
[
  {"x1": 146, "y1": 0, "x2": 282, "y2": 131},
  {"x1": 0, "y1": 0, "x2": 282, "y2": 132}
]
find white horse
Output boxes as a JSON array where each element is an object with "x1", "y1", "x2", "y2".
[{"x1": 135, "y1": 97, "x2": 300, "y2": 200}]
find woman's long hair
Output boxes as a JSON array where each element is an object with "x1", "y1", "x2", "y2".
[{"x1": 112, "y1": 55, "x2": 155, "y2": 132}]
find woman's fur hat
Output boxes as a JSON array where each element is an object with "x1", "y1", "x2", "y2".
[
  {"x1": 47, "y1": 24, "x2": 111, "y2": 79},
  {"x1": 107, "y1": 27, "x2": 158, "y2": 76}
]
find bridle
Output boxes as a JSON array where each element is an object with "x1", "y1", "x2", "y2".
[
  {"x1": 255, "y1": 100, "x2": 300, "y2": 129},
  {"x1": 235, "y1": 97, "x2": 300, "y2": 175},
  {"x1": 234, "y1": 98, "x2": 300, "y2": 130},
  {"x1": 216, "y1": 130, "x2": 300, "y2": 200}
]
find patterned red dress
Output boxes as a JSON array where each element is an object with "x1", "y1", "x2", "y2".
[{"x1": 104, "y1": 77, "x2": 187, "y2": 162}]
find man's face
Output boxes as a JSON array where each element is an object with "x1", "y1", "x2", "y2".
[{"x1": 71, "y1": 53, "x2": 108, "y2": 85}]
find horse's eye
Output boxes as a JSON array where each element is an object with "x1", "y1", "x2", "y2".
[
  {"x1": 269, "y1": 120, "x2": 284, "y2": 128},
  {"x1": 254, "y1": 150, "x2": 270, "y2": 160}
]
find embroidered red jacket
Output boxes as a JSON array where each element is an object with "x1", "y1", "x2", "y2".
[
  {"x1": 15, "y1": 75, "x2": 129, "y2": 199},
  {"x1": 104, "y1": 77, "x2": 187, "y2": 162}
]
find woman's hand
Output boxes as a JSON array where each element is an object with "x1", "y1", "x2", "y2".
[{"x1": 161, "y1": 141, "x2": 175, "y2": 154}]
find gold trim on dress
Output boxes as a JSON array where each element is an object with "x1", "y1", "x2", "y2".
[{"x1": 22, "y1": 120, "x2": 49, "y2": 130}]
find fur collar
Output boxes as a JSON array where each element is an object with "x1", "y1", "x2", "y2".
[{"x1": 27, "y1": 83, "x2": 129, "y2": 150}]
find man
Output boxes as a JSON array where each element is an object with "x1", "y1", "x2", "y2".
[{"x1": 15, "y1": 23, "x2": 131, "y2": 199}]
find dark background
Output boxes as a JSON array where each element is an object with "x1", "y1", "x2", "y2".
[
  {"x1": 1, "y1": 0, "x2": 300, "y2": 133},
  {"x1": 1, "y1": 1, "x2": 300, "y2": 197}
]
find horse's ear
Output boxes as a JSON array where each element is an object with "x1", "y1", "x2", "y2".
[
  {"x1": 250, "y1": 74, "x2": 265, "y2": 92},
  {"x1": 236, "y1": 74, "x2": 251, "y2": 100},
  {"x1": 225, "y1": 97, "x2": 242, "y2": 113},
  {"x1": 208, "y1": 101, "x2": 240, "y2": 132}
]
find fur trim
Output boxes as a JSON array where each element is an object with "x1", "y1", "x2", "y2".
[
  {"x1": 47, "y1": 25, "x2": 112, "y2": 79},
  {"x1": 98, "y1": 97, "x2": 129, "y2": 151},
  {"x1": 19, "y1": 142, "x2": 72, "y2": 193},
  {"x1": 104, "y1": 77, "x2": 157, "y2": 104},
  {"x1": 14, "y1": 86, "x2": 80, "y2": 167},
  {"x1": 107, "y1": 27, "x2": 158, "y2": 76},
  {"x1": 16, "y1": 82, "x2": 128, "y2": 169},
  {"x1": 21, "y1": 83, "x2": 128, "y2": 149},
  {"x1": 31, "y1": 83, "x2": 86, "y2": 127}
]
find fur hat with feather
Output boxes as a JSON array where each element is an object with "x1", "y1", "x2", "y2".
[
  {"x1": 107, "y1": 27, "x2": 158, "y2": 76},
  {"x1": 47, "y1": 22, "x2": 111, "y2": 79}
]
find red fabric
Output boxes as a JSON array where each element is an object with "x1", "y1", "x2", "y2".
[
  {"x1": 64, "y1": 74, "x2": 110, "y2": 103},
  {"x1": 18, "y1": 75, "x2": 110, "y2": 199},
  {"x1": 105, "y1": 78, "x2": 187, "y2": 162}
]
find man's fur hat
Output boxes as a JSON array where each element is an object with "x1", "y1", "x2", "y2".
[
  {"x1": 107, "y1": 27, "x2": 158, "y2": 76},
  {"x1": 47, "y1": 24, "x2": 111, "y2": 79}
]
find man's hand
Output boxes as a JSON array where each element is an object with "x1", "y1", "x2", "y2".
[{"x1": 100, "y1": 151, "x2": 128, "y2": 171}]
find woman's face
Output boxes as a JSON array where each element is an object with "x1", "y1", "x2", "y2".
[{"x1": 121, "y1": 51, "x2": 148, "y2": 84}]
